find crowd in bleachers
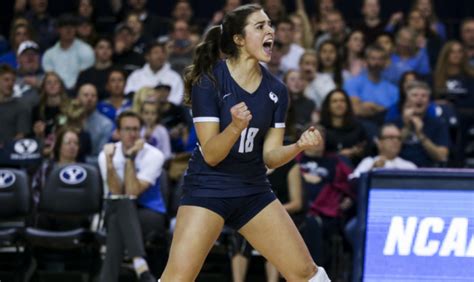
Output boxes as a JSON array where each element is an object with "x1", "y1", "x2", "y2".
[{"x1": 1, "y1": 0, "x2": 474, "y2": 281}]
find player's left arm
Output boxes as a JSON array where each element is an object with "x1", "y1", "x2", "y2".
[{"x1": 263, "y1": 126, "x2": 322, "y2": 169}]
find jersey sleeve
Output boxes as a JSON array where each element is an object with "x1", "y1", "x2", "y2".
[
  {"x1": 271, "y1": 84, "x2": 289, "y2": 128},
  {"x1": 191, "y1": 75, "x2": 220, "y2": 123}
]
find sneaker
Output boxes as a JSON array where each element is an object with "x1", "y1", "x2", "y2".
[{"x1": 138, "y1": 270, "x2": 156, "y2": 282}]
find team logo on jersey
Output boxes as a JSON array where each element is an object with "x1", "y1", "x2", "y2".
[
  {"x1": 59, "y1": 165, "x2": 87, "y2": 185},
  {"x1": 0, "y1": 170, "x2": 16, "y2": 189},
  {"x1": 269, "y1": 92, "x2": 278, "y2": 104}
]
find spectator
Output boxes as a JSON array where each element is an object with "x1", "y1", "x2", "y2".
[
  {"x1": 31, "y1": 72, "x2": 69, "y2": 152},
  {"x1": 23, "y1": 0, "x2": 57, "y2": 51},
  {"x1": 0, "y1": 64, "x2": 31, "y2": 146},
  {"x1": 125, "y1": 0, "x2": 168, "y2": 38},
  {"x1": 433, "y1": 40, "x2": 474, "y2": 103},
  {"x1": 76, "y1": 83, "x2": 114, "y2": 164},
  {"x1": 14, "y1": 40, "x2": 44, "y2": 107},
  {"x1": 62, "y1": 98, "x2": 92, "y2": 162},
  {"x1": 76, "y1": 37, "x2": 114, "y2": 101},
  {"x1": 125, "y1": 12, "x2": 153, "y2": 55},
  {"x1": 125, "y1": 42, "x2": 184, "y2": 105},
  {"x1": 350, "y1": 123, "x2": 417, "y2": 179},
  {"x1": 317, "y1": 40, "x2": 343, "y2": 87},
  {"x1": 31, "y1": 127, "x2": 91, "y2": 230},
  {"x1": 42, "y1": 14, "x2": 95, "y2": 91},
  {"x1": 132, "y1": 87, "x2": 157, "y2": 113},
  {"x1": 355, "y1": 0, "x2": 387, "y2": 45},
  {"x1": 207, "y1": 0, "x2": 241, "y2": 30},
  {"x1": 262, "y1": 0, "x2": 286, "y2": 22},
  {"x1": 407, "y1": 8, "x2": 443, "y2": 70},
  {"x1": 411, "y1": 0, "x2": 447, "y2": 40},
  {"x1": 98, "y1": 111, "x2": 166, "y2": 282},
  {"x1": 0, "y1": 23, "x2": 33, "y2": 68},
  {"x1": 289, "y1": 0, "x2": 313, "y2": 49},
  {"x1": 284, "y1": 70, "x2": 316, "y2": 143},
  {"x1": 375, "y1": 32, "x2": 395, "y2": 55},
  {"x1": 300, "y1": 50, "x2": 336, "y2": 110},
  {"x1": 314, "y1": 10, "x2": 349, "y2": 51},
  {"x1": 388, "y1": 81, "x2": 449, "y2": 167},
  {"x1": 76, "y1": 0, "x2": 95, "y2": 22},
  {"x1": 140, "y1": 100, "x2": 172, "y2": 160},
  {"x1": 112, "y1": 24, "x2": 145, "y2": 75},
  {"x1": 76, "y1": 17, "x2": 97, "y2": 47},
  {"x1": 274, "y1": 18, "x2": 305, "y2": 73},
  {"x1": 171, "y1": 0, "x2": 200, "y2": 31},
  {"x1": 166, "y1": 19, "x2": 196, "y2": 75},
  {"x1": 265, "y1": 40, "x2": 285, "y2": 80},
  {"x1": 344, "y1": 44, "x2": 399, "y2": 124},
  {"x1": 383, "y1": 27, "x2": 431, "y2": 84},
  {"x1": 385, "y1": 71, "x2": 437, "y2": 122},
  {"x1": 345, "y1": 123, "x2": 417, "y2": 248},
  {"x1": 98, "y1": 69, "x2": 132, "y2": 122},
  {"x1": 310, "y1": 0, "x2": 336, "y2": 37},
  {"x1": 460, "y1": 18, "x2": 474, "y2": 66},
  {"x1": 300, "y1": 125, "x2": 354, "y2": 271},
  {"x1": 342, "y1": 29, "x2": 366, "y2": 80},
  {"x1": 319, "y1": 89, "x2": 368, "y2": 166}
]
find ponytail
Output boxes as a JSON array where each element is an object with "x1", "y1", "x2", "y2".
[{"x1": 183, "y1": 25, "x2": 222, "y2": 106}]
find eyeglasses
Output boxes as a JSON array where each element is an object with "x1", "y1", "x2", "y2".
[
  {"x1": 120, "y1": 127, "x2": 140, "y2": 133},
  {"x1": 380, "y1": 135, "x2": 402, "y2": 141}
]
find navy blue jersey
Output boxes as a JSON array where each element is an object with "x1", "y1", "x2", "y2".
[{"x1": 183, "y1": 60, "x2": 289, "y2": 197}]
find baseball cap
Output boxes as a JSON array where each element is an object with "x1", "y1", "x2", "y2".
[{"x1": 17, "y1": 40, "x2": 40, "y2": 56}]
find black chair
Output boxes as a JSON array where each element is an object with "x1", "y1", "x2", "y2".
[
  {"x1": 0, "y1": 168, "x2": 32, "y2": 281},
  {"x1": 25, "y1": 163, "x2": 103, "y2": 281}
]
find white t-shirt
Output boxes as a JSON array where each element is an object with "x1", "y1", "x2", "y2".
[
  {"x1": 280, "y1": 43, "x2": 305, "y2": 73},
  {"x1": 350, "y1": 156, "x2": 417, "y2": 179},
  {"x1": 98, "y1": 142, "x2": 165, "y2": 196},
  {"x1": 304, "y1": 73, "x2": 337, "y2": 110}
]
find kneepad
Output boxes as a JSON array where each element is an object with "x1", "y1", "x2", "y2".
[{"x1": 309, "y1": 266, "x2": 331, "y2": 282}]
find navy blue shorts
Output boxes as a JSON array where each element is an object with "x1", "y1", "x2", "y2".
[{"x1": 180, "y1": 191, "x2": 277, "y2": 230}]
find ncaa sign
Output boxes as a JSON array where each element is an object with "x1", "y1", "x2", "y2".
[
  {"x1": 60, "y1": 165, "x2": 87, "y2": 185},
  {"x1": 0, "y1": 170, "x2": 16, "y2": 189}
]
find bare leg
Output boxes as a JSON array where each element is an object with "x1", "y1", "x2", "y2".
[
  {"x1": 231, "y1": 254, "x2": 249, "y2": 282},
  {"x1": 239, "y1": 200, "x2": 317, "y2": 282},
  {"x1": 160, "y1": 205, "x2": 225, "y2": 282},
  {"x1": 265, "y1": 261, "x2": 279, "y2": 282}
]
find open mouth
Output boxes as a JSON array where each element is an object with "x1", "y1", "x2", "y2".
[{"x1": 263, "y1": 39, "x2": 273, "y2": 55}]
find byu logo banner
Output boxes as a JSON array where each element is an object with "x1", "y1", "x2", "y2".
[
  {"x1": 60, "y1": 165, "x2": 87, "y2": 185},
  {"x1": 0, "y1": 170, "x2": 16, "y2": 189}
]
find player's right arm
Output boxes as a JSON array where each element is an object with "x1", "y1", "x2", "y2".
[{"x1": 195, "y1": 102, "x2": 251, "y2": 167}]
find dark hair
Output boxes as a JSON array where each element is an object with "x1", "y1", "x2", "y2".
[
  {"x1": 93, "y1": 36, "x2": 113, "y2": 48},
  {"x1": 377, "y1": 123, "x2": 399, "y2": 139},
  {"x1": 342, "y1": 29, "x2": 365, "y2": 69},
  {"x1": 0, "y1": 64, "x2": 16, "y2": 76},
  {"x1": 116, "y1": 110, "x2": 143, "y2": 129},
  {"x1": 183, "y1": 4, "x2": 263, "y2": 105},
  {"x1": 319, "y1": 88, "x2": 355, "y2": 128},
  {"x1": 53, "y1": 127, "x2": 80, "y2": 162},
  {"x1": 144, "y1": 41, "x2": 167, "y2": 55},
  {"x1": 275, "y1": 17, "x2": 294, "y2": 29},
  {"x1": 107, "y1": 67, "x2": 127, "y2": 81},
  {"x1": 317, "y1": 40, "x2": 343, "y2": 87},
  {"x1": 397, "y1": 71, "x2": 420, "y2": 112},
  {"x1": 364, "y1": 43, "x2": 386, "y2": 58}
]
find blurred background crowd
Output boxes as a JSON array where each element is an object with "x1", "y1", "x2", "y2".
[{"x1": 0, "y1": 0, "x2": 473, "y2": 281}]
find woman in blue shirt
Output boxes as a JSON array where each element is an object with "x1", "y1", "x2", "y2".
[{"x1": 160, "y1": 4, "x2": 330, "y2": 282}]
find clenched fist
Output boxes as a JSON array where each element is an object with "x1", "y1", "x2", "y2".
[
  {"x1": 230, "y1": 102, "x2": 252, "y2": 131},
  {"x1": 297, "y1": 126, "x2": 323, "y2": 151}
]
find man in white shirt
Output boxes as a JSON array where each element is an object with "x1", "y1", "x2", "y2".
[
  {"x1": 275, "y1": 18, "x2": 305, "y2": 73},
  {"x1": 125, "y1": 42, "x2": 184, "y2": 105},
  {"x1": 351, "y1": 123, "x2": 417, "y2": 179},
  {"x1": 98, "y1": 111, "x2": 166, "y2": 282}
]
